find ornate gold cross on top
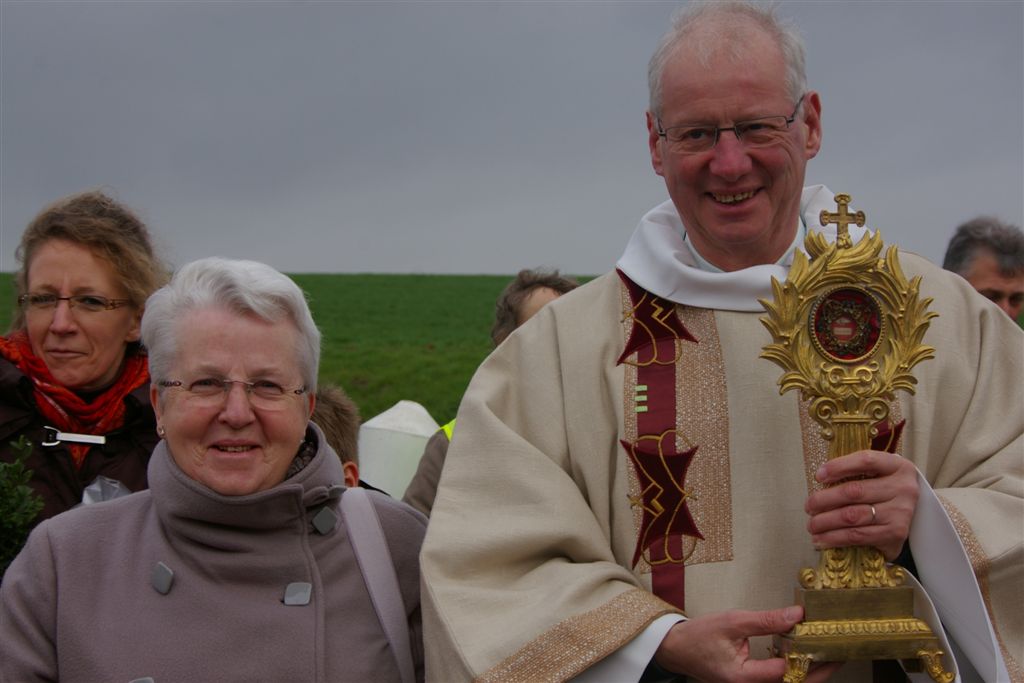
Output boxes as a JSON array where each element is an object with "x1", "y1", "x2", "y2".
[{"x1": 819, "y1": 193, "x2": 866, "y2": 248}]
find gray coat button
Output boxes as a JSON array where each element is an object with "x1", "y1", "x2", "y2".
[
  {"x1": 311, "y1": 506, "x2": 338, "y2": 535},
  {"x1": 283, "y1": 582, "x2": 312, "y2": 606},
  {"x1": 151, "y1": 562, "x2": 174, "y2": 595}
]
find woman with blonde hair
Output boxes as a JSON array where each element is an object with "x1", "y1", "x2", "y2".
[{"x1": 0, "y1": 190, "x2": 166, "y2": 525}]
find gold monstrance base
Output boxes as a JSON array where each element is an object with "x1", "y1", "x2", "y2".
[
  {"x1": 776, "y1": 553, "x2": 952, "y2": 682},
  {"x1": 759, "y1": 194, "x2": 953, "y2": 683}
]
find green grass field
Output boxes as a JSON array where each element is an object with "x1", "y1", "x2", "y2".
[
  {"x1": 0, "y1": 272, "x2": 521, "y2": 424},
  {"x1": 3, "y1": 269, "x2": 1021, "y2": 426},
  {"x1": 293, "y1": 273, "x2": 511, "y2": 422},
  {"x1": 0, "y1": 276, "x2": 12, "y2": 326}
]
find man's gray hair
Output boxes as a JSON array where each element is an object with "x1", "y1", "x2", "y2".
[
  {"x1": 142, "y1": 257, "x2": 321, "y2": 393},
  {"x1": 943, "y1": 217, "x2": 1024, "y2": 277},
  {"x1": 648, "y1": 0, "x2": 807, "y2": 118}
]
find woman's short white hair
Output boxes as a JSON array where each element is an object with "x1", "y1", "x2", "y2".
[
  {"x1": 142, "y1": 257, "x2": 321, "y2": 393},
  {"x1": 648, "y1": 0, "x2": 807, "y2": 118}
]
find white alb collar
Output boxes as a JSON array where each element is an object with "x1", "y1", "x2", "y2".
[{"x1": 616, "y1": 185, "x2": 869, "y2": 312}]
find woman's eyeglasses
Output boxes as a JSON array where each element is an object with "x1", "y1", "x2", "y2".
[{"x1": 18, "y1": 293, "x2": 132, "y2": 313}]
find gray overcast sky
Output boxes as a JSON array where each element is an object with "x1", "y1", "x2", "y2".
[{"x1": 1, "y1": 1, "x2": 1022, "y2": 275}]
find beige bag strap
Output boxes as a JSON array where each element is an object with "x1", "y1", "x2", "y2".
[{"x1": 339, "y1": 486, "x2": 415, "y2": 683}]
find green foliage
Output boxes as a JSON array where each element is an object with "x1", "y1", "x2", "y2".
[{"x1": 1, "y1": 435, "x2": 45, "y2": 577}]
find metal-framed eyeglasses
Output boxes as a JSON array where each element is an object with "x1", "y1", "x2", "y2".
[
  {"x1": 18, "y1": 293, "x2": 133, "y2": 314},
  {"x1": 656, "y1": 94, "x2": 806, "y2": 155},
  {"x1": 158, "y1": 378, "x2": 308, "y2": 411}
]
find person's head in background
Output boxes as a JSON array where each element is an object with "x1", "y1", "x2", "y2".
[
  {"x1": 312, "y1": 383, "x2": 361, "y2": 488},
  {"x1": 943, "y1": 217, "x2": 1024, "y2": 321},
  {"x1": 490, "y1": 269, "x2": 579, "y2": 346},
  {"x1": 12, "y1": 190, "x2": 167, "y2": 390}
]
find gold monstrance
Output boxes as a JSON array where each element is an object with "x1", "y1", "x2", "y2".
[{"x1": 759, "y1": 194, "x2": 954, "y2": 682}]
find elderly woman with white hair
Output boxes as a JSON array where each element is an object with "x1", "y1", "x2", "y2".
[{"x1": 1, "y1": 257, "x2": 426, "y2": 682}]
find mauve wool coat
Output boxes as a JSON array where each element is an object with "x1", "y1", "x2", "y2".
[{"x1": 1, "y1": 424, "x2": 426, "y2": 682}]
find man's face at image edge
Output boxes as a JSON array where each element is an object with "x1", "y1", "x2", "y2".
[{"x1": 962, "y1": 251, "x2": 1024, "y2": 320}]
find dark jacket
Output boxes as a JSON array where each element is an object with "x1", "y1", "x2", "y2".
[
  {"x1": 0, "y1": 358, "x2": 158, "y2": 525},
  {"x1": 402, "y1": 428, "x2": 450, "y2": 517}
]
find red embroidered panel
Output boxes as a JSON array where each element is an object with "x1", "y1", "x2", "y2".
[{"x1": 617, "y1": 269, "x2": 702, "y2": 610}]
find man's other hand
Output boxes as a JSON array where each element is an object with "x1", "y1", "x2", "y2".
[
  {"x1": 653, "y1": 606, "x2": 839, "y2": 682},
  {"x1": 805, "y1": 449, "x2": 919, "y2": 560}
]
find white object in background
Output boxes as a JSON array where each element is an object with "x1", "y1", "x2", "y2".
[{"x1": 357, "y1": 400, "x2": 439, "y2": 498}]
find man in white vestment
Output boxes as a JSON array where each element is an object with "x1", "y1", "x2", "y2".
[{"x1": 421, "y1": 2, "x2": 1023, "y2": 682}]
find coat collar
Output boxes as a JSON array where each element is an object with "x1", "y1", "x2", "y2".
[{"x1": 147, "y1": 422, "x2": 347, "y2": 539}]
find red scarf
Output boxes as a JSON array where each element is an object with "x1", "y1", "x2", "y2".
[{"x1": 0, "y1": 331, "x2": 150, "y2": 469}]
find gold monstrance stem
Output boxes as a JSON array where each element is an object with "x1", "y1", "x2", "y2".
[{"x1": 759, "y1": 194, "x2": 953, "y2": 683}]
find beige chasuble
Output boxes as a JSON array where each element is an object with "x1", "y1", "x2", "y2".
[{"x1": 421, "y1": 189, "x2": 1023, "y2": 683}]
